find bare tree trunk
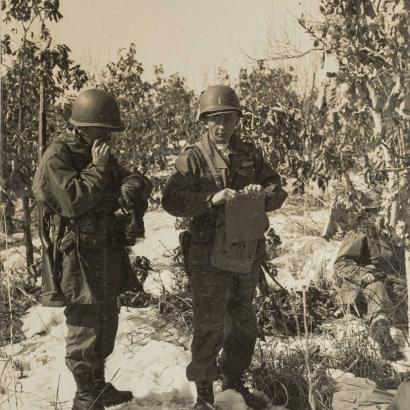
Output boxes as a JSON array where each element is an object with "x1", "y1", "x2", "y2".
[
  {"x1": 383, "y1": 126, "x2": 410, "y2": 333},
  {"x1": 17, "y1": 33, "x2": 34, "y2": 269},
  {"x1": 396, "y1": 126, "x2": 410, "y2": 333},
  {"x1": 22, "y1": 195, "x2": 33, "y2": 267}
]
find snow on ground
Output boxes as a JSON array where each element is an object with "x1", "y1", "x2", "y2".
[
  {"x1": 132, "y1": 210, "x2": 180, "y2": 266},
  {"x1": 0, "y1": 206, "x2": 346, "y2": 410},
  {"x1": 271, "y1": 235, "x2": 340, "y2": 291},
  {"x1": 267, "y1": 208, "x2": 340, "y2": 291},
  {"x1": 0, "y1": 239, "x2": 41, "y2": 286},
  {"x1": 1, "y1": 306, "x2": 194, "y2": 410},
  {"x1": 0, "y1": 304, "x2": 285, "y2": 410}
]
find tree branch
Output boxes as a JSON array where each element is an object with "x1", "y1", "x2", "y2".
[{"x1": 241, "y1": 47, "x2": 323, "y2": 63}]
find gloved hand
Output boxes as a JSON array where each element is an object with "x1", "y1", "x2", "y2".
[
  {"x1": 362, "y1": 264, "x2": 383, "y2": 286},
  {"x1": 120, "y1": 174, "x2": 152, "y2": 211},
  {"x1": 118, "y1": 174, "x2": 152, "y2": 246},
  {"x1": 361, "y1": 272, "x2": 377, "y2": 285},
  {"x1": 124, "y1": 209, "x2": 145, "y2": 245}
]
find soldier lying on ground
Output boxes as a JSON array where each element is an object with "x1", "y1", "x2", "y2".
[
  {"x1": 333, "y1": 203, "x2": 405, "y2": 361},
  {"x1": 33, "y1": 89, "x2": 152, "y2": 410},
  {"x1": 162, "y1": 85, "x2": 287, "y2": 410}
]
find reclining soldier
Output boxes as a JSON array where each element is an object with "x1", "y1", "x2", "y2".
[
  {"x1": 162, "y1": 85, "x2": 287, "y2": 410},
  {"x1": 33, "y1": 89, "x2": 152, "y2": 410},
  {"x1": 333, "y1": 202, "x2": 405, "y2": 361}
]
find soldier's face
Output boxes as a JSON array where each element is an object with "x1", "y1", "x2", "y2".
[
  {"x1": 205, "y1": 112, "x2": 240, "y2": 145},
  {"x1": 82, "y1": 127, "x2": 112, "y2": 144}
]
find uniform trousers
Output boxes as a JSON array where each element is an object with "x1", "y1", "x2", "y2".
[
  {"x1": 186, "y1": 240, "x2": 262, "y2": 382},
  {"x1": 64, "y1": 302, "x2": 118, "y2": 376}
]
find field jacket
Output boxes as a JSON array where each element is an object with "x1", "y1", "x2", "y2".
[
  {"x1": 33, "y1": 131, "x2": 140, "y2": 304},
  {"x1": 334, "y1": 229, "x2": 405, "y2": 302},
  {"x1": 162, "y1": 132, "x2": 287, "y2": 269}
]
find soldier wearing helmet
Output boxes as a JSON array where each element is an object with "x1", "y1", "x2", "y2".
[
  {"x1": 33, "y1": 89, "x2": 152, "y2": 410},
  {"x1": 332, "y1": 190, "x2": 405, "y2": 362},
  {"x1": 162, "y1": 85, "x2": 287, "y2": 409}
]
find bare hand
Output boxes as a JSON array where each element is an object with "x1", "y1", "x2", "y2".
[
  {"x1": 362, "y1": 272, "x2": 376, "y2": 286},
  {"x1": 243, "y1": 184, "x2": 265, "y2": 199},
  {"x1": 92, "y1": 139, "x2": 110, "y2": 167},
  {"x1": 211, "y1": 188, "x2": 237, "y2": 206}
]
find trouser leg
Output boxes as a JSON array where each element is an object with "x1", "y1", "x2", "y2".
[
  {"x1": 95, "y1": 301, "x2": 119, "y2": 369},
  {"x1": 362, "y1": 281, "x2": 391, "y2": 321},
  {"x1": 65, "y1": 302, "x2": 118, "y2": 374},
  {"x1": 220, "y1": 259, "x2": 261, "y2": 378},
  {"x1": 186, "y1": 268, "x2": 232, "y2": 383},
  {"x1": 65, "y1": 304, "x2": 101, "y2": 375}
]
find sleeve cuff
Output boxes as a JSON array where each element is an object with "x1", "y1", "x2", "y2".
[{"x1": 205, "y1": 194, "x2": 215, "y2": 211}]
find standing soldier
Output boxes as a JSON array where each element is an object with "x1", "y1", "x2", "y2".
[
  {"x1": 162, "y1": 85, "x2": 287, "y2": 410},
  {"x1": 33, "y1": 89, "x2": 152, "y2": 410}
]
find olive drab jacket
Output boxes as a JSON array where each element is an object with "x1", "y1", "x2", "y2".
[
  {"x1": 334, "y1": 229, "x2": 405, "y2": 304},
  {"x1": 33, "y1": 131, "x2": 140, "y2": 304},
  {"x1": 162, "y1": 132, "x2": 288, "y2": 244}
]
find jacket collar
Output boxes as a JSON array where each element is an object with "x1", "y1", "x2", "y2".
[{"x1": 200, "y1": 131, "x2": 241, "y2": 169}]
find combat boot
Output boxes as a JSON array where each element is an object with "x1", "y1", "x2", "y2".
[
  {"x1": 93, "y1": 367, "x2": 133, "y2": 407},
  {"x1": 72, "y1": 373, "x2": 104, "y2": 410},
  {"x1": 193, "y1": 382, "x2": 215, "y2": 410},
  {"x1": 370, "y1": 318, "x2": 403, "y2": 361},
  {"x1": 222, "y1": 374, "x2": 266, "y2": 410}
]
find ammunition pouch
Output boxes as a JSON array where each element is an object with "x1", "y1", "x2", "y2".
[{"x1": 179, "y1": 230, "x2": 191, "y2": 274}]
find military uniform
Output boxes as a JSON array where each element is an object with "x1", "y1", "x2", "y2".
[
  {"x1": 162, "y1": 132, "x2": 287, "y2": 384},
  {"x1": 334, "y1": 229, "x2": 405, "y2": 318},
  {"x1": 33, "y1": 129, "x2": 141, "y2": 376},
  {"x1": 33, "y1": 88, "x2": 152, "y2": 409},
  {"x1": 334, "y1": 228, "x2": 405, "y2": 360}
]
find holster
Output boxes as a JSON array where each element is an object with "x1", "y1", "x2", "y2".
[
  {"x1": 179, "y1": 230, "x2": 191, "y2": 275},
  {"x1": 38, "y1": 203, "x2": 66, "y2": 307}
]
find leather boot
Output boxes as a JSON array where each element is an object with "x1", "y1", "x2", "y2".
[
  {"x1": 193, "y1": 382, "x2": 215, "y2": 410},
  {"x1": 222, "y1": 374, "x2": 266, "y2": 410},
  {"x1": 370, "y1": 318, "x2": 403, "y2": 361},
  {"x1": 72, "y1": 372, "x2": 104, "y2": 410},
  {"x1": 93, "y1": 367, "x2": 133, "y2": 407}
]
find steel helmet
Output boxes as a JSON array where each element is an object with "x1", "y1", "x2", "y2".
[
  {"x1": 70, "y1": 89, "x2": 125, "y2": 131},
  {"x1": 198, "y1": 85, "x2": 242, "y2": 120}
]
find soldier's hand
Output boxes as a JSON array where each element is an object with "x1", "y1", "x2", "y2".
[
  {"x1": 362, "y1": 272, "x2": 376, "y2": 286},
  {"x1": 92, "y1": 139, "x2": 110, "y2": 167},
  {"x1": 211, "y1": 188, "x2": 238, "y2": 205},
  {"x1": 243, "y1": 184, "x2": 265, "y2": 199}
]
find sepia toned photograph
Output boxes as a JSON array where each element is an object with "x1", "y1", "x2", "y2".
[{"x1": 1, "y1": 1, "x2": 410, "y2": 409}]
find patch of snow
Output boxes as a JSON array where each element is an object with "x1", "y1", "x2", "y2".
[
  {"x1": 22, "y1": 306, "x2": 66, "y2": 338},
  {"x1": 270, "y1": 235, "x2": 340, "y2": 290},
  {"x1": 132, "y1": 210, "x2": 179, "y2": 265},
  {"x1": 1, "y1": 306, "x2": 195, "y2": 410},
  {"x1": 1, "y1": 246, "x2": 28, "y2": 271},
  {"x1": 144, "y1": 269, "x2": 184, "y2": 298},
  {"x1": 215, "y1": 389, "x2": 248, "y2": 410}
]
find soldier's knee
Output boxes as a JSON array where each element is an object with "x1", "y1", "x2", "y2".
[
  {"x1": 194, "y1": 320, "x2": 225, "y2": 335},
  {"x1": 364, "y1": 280, "x2": 386, "y2": 295}
]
